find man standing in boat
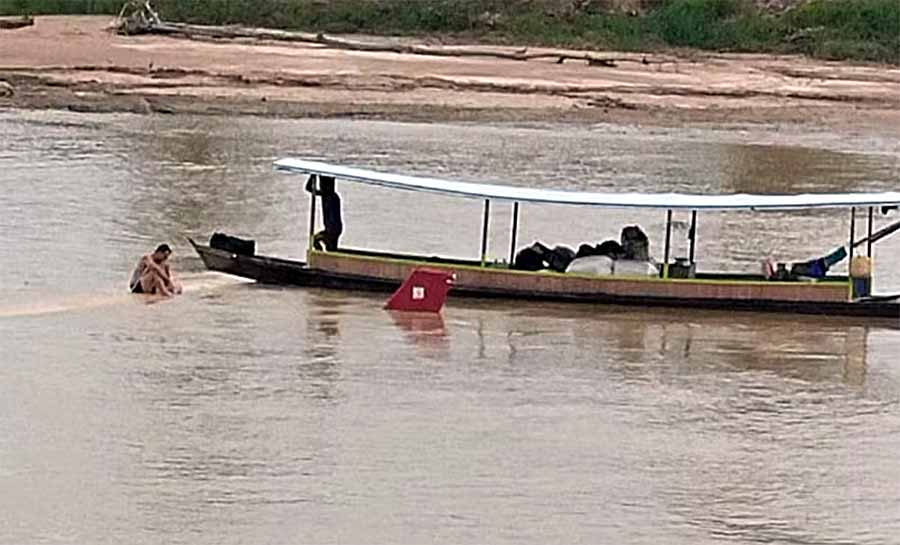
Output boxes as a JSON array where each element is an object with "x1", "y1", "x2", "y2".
[
  {"x1": 306, "y1": 174, "x2": 343, "y2": 251},
  {"x1": 129, "y1": 243, "x2": 182, "y2": 296}
]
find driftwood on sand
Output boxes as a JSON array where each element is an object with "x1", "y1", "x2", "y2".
[
  {"x1": 0, "y1": 16, "x2": 34, "y2": 30},
  {"x1": 112, "y1": 1, "x2": 664, "y2": 68}
]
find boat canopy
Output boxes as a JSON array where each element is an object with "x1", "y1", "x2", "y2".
[{"x1": 275, "y1": 158, "x2": 900, "y2": 211}]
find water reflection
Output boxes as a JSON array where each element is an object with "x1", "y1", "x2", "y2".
[
  {"x1": 299, "y1": 291, "x2": 344, "y2": 401},
  {"x1": 389, "y1": 311, "x2": 450, "y2": 354},
  {"x1": 498, "y1": 305, "x2": 877, "y2": 387}
]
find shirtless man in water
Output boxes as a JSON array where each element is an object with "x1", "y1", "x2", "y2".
[{"x1": 129, "y1": 243, "x2": 182, "y2": 296}]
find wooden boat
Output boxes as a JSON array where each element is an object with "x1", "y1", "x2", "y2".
[{"x1": 191, "y1": 158, "x2": 900, "y2": 318}]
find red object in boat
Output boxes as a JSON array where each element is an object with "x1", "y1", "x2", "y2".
[{"x1": 384, "y1": 268, "x2": 455, "y2": 313}]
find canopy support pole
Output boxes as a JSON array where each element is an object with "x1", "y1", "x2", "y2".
[
  {"x1": 688, "y1": 210, "x2": 698, "y2": 264},
  {"x1": 867, "y1": 207, "x2": 874, "y2": 257},
  {"x1": 308, "y1": 177, "x2": 317, "y2": 252},
  {"x1": 509, "y1": 201, "x2": 519, "y2": 266},
  {"x1": 849, "y1": 207, "x2": 857, "y2": 300},
  {"x1": 663, "y1": 209, "x2": 673, "y2": 279},
  {"x1": 480, "y1": 199, "x2": 491, "y2": 266}
]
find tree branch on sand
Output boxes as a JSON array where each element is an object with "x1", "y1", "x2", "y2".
[
  {"x1": 111, "y1": 2, "x2": 668, "y2": 68},
  {"x1": 112, "y1": 0, "x2": 161, "y2": 35}
]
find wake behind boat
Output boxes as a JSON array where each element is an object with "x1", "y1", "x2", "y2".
[{"x1": 191, "y1": 159, "x2": 900, "y2": 319}]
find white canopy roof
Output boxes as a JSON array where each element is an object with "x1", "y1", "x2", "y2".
[{"x1": 274, "y1": 158, "x2": 900, "y2": 211}]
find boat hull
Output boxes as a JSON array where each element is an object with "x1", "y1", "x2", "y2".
[
  {"x1": 190, "y1": 241, "x2": 900, "y2": 318},
  {"x1": 190, "y1": 240, "x2": 399, "y2": 290}
]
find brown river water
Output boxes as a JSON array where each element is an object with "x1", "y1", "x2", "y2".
[{"x1": 2, "y1": 110, "x2": 900, "y2": 544}]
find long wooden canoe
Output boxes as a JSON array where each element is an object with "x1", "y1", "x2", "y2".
[
  {"x1": 190, "y1": 158, "x2": 900, "y2": 319},
  {"x1": 190, "y1": 240, "x2": 900, "y2": 318}
]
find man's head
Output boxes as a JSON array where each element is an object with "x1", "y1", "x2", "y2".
[
  {"x1": 319, "y1": 176, "x2": 336, "y2": 195},
  {"x1": 153, "y1": 243, "x2": 172, "y2": 262}
]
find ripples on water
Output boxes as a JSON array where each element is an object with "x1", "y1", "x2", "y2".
[{"x1": 1, "y1": 111, "x2": 899, "y2": 545}]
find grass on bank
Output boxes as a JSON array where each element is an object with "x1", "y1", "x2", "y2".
[
  {"x1": 2, "y1": 0, "x2": 897, "y2": 63},
  {"x1": 0, "y1": 0, "x2": 122, "y2": 15}
]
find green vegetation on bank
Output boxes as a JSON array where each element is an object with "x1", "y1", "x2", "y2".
[
  {"x1": 3, "y1": 0, "x2": 897, "y2": 63},
  {"x1": 0, "y1": 0, "x2": 121, "y2": 15}
]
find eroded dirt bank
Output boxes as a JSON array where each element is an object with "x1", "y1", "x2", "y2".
[{"x1": 2, "y1": 16, "x2": 900, "y2": 129}]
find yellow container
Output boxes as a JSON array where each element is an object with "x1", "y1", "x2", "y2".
[{"x1": 850, "y1": 256, "x2": 872, "y2": 278}]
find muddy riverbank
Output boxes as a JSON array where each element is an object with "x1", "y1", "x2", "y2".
[{"x1": 2, "y1": 16, "x2": 900, "y2": 130}]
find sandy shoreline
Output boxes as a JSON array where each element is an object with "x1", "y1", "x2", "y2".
[{"x1": 2, "y1": 16, "x2": 900, "y2": 130}]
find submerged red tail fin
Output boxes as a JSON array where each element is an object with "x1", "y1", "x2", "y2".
[{"x1": 385, "y1": 268, "x2": 455, "y2": 313}]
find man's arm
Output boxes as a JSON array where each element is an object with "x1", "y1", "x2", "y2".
[
  {"x1": 305, "y1": 175, "x2": 319, "y2": 195},
  {"x1": 163, "y1": 263, "x2": 182, "y2": 294},
  {"x1": 142, "y1": 255, "x2": 171, "y2": 282}
]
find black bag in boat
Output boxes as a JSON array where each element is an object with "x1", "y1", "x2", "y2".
[
  {"x1": 210, "y1": 232, "x2": 256, "y2": 256},
  {"x1": 547, "y1": 245, "x2": 575, "y2": 272},
  {"x1": 576, "y1": 240, "x2": 626, "y2": 260},
  {"x1": 514, "y1": 245, "x2": 545, "y2": 271},
  {"x1": 513, "y1": 242, "x2": 575, "y2": 272}
]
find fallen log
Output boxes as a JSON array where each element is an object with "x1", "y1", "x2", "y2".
[
  {"x1": 0, "y1": 16, "x2": 34, "y2": 30},
  {"x1": 114, "y1": 9, "x2": 667, "y2": 68},
  {"x1": 316, "y1": 33, "x2": 639, "y2": 67}
]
